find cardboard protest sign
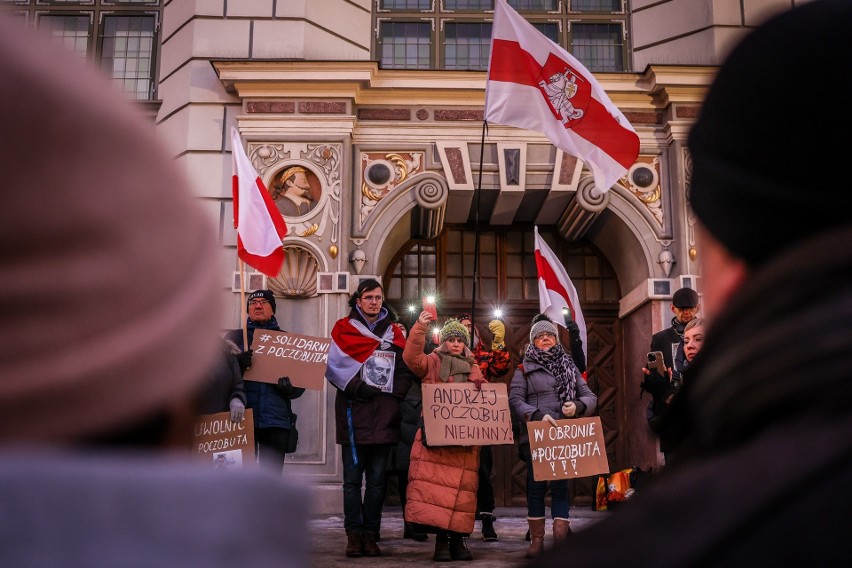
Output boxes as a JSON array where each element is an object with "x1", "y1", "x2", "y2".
[
  {"x1": 194, "y1": 409, "x2": 255, "y2": 470},
  {"x1": 526, "y1": 416, "x2": 609, "y2": 481},
  {"x1": 244, "y1": 329, "x2": 329, "y2": 390},
  {"x1": 422, "y1": 383, "x2": 514, "y2": 446}
]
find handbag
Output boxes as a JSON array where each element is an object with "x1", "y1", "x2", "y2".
[{"x1": 286, "y1": 412, "x2": 299, "y2": 453}]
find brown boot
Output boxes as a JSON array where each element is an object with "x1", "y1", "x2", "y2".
[
  {"x1": 361, "y1": 531, "x2": 381, "y2": 557},
  {"x1": 345, "y1": 530, "x2": 363, "y2": 557},
  {"x1": 525, "y1": 517, "x2": 546, "y2": 559},
  {"x1": 553, "y1": 517, "x2": 572, "y2": 542}
]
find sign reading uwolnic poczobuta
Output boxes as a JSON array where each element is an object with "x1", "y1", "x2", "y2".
[
  {"x1": 422, "y1": 383, "x2": 514, "y2": 446},
  {"x1": 526, "y1": 416, "x2": 609, "y2": 480}
]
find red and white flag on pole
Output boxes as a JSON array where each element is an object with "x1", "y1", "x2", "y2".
[
  {"x1": 231, "y1": 127, "x2": 288, "y2": 277},
  {"x1": 534, "y1": 226, "x2": 587, "y2": 361},
  {"x1": 485, "y1": 0, "x2": 639, "y2": 193}
]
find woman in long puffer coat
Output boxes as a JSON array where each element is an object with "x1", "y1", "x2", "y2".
[{"x1": 402, "y1": 311, "x2": 486, "y2": 562}]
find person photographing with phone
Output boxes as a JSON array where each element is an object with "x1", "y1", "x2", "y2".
[{"x1": 641, "y1": 287, "x2": 699, "y2": 462}]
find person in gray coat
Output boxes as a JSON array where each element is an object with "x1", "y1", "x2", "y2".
[{"x1": 509, "y1": 314, "x2": 597, "y2": 559}]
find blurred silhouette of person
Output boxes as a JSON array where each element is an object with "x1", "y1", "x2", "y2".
[
  {"x1": 533, "y1": 1, "x2": 852, "y2": 565},
  {"x1": 0, "y1": 16, "x2": 309, "y2": 566}
]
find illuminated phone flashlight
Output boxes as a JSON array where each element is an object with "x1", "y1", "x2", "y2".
[
  {"x1": 431, "y1": 327, "x2": 441, "y2": 345},
  {"x1": 493, "y1": 308, "x2": 503, "y2": 319},
  {"x1": 407, "y1": 304, "x2": 416, "y2": 314}
]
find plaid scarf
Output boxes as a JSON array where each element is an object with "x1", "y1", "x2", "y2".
[{"x1": 524, "y1": 343, "x2": 580, "y2": 403}]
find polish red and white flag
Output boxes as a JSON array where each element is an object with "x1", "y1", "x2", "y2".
[
  {"x1": 231, "y1": 127, "x2": 288, "y2": 277},
  {"x1": 534, "y1": 226, "x2": 587, "y2": 362},
  {"x1": 485, "y1": 0, "x2": 639, "y2": 193}
]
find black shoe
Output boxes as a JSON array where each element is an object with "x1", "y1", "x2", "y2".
[
  {"x1": 481, "y1": 514, "x2": 498, "y2": 542},
  {"x1": 433, "y1": 533, "x2": 452, "y2": 562},
  {"x1": 449, "y1": 535, "x2": 473, "y2": 561},
  {"x1": 404, "y1": 522, "x2": 428, "y2": 542}
]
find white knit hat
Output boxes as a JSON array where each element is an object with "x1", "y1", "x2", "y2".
[{"x1": 530, "y1": 319, "x2": 559, "y2": 344}]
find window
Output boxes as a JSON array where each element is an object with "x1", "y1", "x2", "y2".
[
  {"x1": 373, "y1": 0, "x2": 628, "y2": 71},
  {"x1": 379, "y1": 21, "x2": 432, "y2": 69},
  {"x1": 11, "y1": 0, "x2": 162, "y2": 101},
  {"x1": 385, "y1": 227, "x2": 618, "y2": 311},
  {"x1": 570, "y1": 23, "x2": 623, "y2": 72},
  {"x1": 100, "y1": 15, "x2": 156, "y2": 100},
  {"x1": 444, "y1": 22, "x2": 491, "y2": 70}
]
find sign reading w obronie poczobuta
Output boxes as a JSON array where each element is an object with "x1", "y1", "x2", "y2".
[{"x1": 526, "y1": 417, "x2": 609, "y2": 480}]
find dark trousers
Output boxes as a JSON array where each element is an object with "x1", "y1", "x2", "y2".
[
  {"x1": 477, "y1": 445, "x2": 495, "y2": 514},
  {"x1": 255, "y1": 427, "x2": 289, "y2": 472},
  {"x1": 341, "y1": 443, "x2": 392, "y2": 533}
]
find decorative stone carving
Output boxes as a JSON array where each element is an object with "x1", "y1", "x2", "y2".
[
  {"x1": 267, "y1": 245, "x2": 319, "y2": 298},
  {"x1": 349, "y1": 249, "x2": 366, "y2": 275}
]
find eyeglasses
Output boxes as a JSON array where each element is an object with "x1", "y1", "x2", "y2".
[
  {"x1": 361, "y1": 295, "x2": 383, "y2": 303},
  {"x1": 249, "y1": 299, "x2": 270, "y2": 306}
]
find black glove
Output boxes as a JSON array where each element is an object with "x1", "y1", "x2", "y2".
[
  {"x1": 235, "y1": 350, "x2": 253, "y2": 373},
  {"x1": 565, "y1": 319, "x2": 580, "y2": 338},
  {"x1": 278, "y1": 376, "x2": 296, "y2": 397},
  {"x1": 356, "y1": 382, "x2": 382, "y2": 400}
]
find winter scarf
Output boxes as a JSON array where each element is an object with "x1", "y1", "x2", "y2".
[{"x1": 524, "y1": 343, "x2": 580, "y2": 403}]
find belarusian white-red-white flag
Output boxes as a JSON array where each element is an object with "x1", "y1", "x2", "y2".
[
  {"x1": 485, "y1": 0, "x2": 639, "y2": 193},
  {"x1": 231, "y1": 127, "x2": 288, "y2": 277},
  {"x1": 534, "y1": 226, "x2": 587, "y2": 361}
]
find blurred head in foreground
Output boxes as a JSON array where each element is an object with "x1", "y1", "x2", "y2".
[{"x1": 0, "y1": 16, "x2": 223, "y2": 446}]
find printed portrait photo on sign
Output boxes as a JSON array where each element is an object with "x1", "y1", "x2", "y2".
[{"x1": 362, "y1": 350, "x2": 395, "y2": 392}]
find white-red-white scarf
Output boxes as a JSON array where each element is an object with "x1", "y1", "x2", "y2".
[{"x1": 325, "y1": 318, "x2": 405, "y2": 391}]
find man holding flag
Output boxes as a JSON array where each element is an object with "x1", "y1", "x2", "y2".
[{"x1": 485, "y1": 0, "x2": 639, "y2": 194}]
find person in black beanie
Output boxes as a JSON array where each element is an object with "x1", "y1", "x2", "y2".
[
  {"x1": 224, "y1": 289, "x2": 305, "y2": 471},
  {"x1": 532, "y1": 1, "x2": 852, "y2": 565}
]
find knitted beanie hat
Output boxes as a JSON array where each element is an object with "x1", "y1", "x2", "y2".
[
  {"x1": 672, "y1": 287, "x2": 699, "y2": 309},
  {"x1": 688, "y1": 0, "x2": 852, "y2": 268},
  {"x1": 247, "y1": 289, "x2": 276, "y2": 314},
  {"x1": 530, "y1": 318, "x2": 559, "y2": 344},
  {"x1": 440, "y1": 319, "x2": 470, "y2": 344},
  {"x1": 0, "y1": 19, "x2": 223, "y2": 443}
]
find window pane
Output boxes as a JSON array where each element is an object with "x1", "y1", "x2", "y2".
[
  {"x1": 511, "y1": 1, "x2": 558, "y2": 10},
  {"x1": 532, "y1": 22, "x2": 559, "y2": 43},
  {"x1": 39, "y1": 15, "x2": 90, "y2": 59},
  {"x1": 444, "y1": 22, "x2": 491, "y2": 71},
  {"x1": 379, "y1": 21, "x2": 431, "y2": 69},
  {"x1": 380, "y1": 0, "x2": 432, "y2": 9},
  {"x1": 571, "y1": 23, "x2": 623, "y2": 72},
  {"x1": 445, "y1": 0, "x2": 491, "y2": 9},
  {"x1": 572, "y1": 0, "x2": 621, "y2": 12},
  {"x1": 101, "y1": 15, "x2": 156, "y2": 100}
]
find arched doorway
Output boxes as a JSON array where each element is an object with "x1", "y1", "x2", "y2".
[{"x1": 383, "y1": 224, "x2": 621, "y2": 507}]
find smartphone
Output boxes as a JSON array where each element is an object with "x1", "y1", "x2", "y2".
[
  {"x1": 422, "y1": 295, "x2": 438, "y2": 320},
  {"x1": 647, "y1": 351, "x2": 666, "y2": 375}
]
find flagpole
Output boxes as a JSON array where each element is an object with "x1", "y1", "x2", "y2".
[
  {"x1": 239, "y1": 258, "x2": 249, "y2": 350},
  {"x1": 469, "y1": 120, "x2": 488, "y2": 348}
]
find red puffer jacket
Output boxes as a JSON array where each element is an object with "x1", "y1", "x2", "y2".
[{"x1": 402, "y1": 320, "x2": 483, "y2": 534}]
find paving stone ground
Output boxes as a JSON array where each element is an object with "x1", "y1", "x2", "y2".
[{"x1": 309, "y1": 506, "x2": 608, "y2": 567}]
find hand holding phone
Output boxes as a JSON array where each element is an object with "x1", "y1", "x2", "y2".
[
  {"x1": 422, "y1": 295, "x2": 438, "y2": 320},
  {"x1": 647, "y1": 351, "x2": 667, "y2": 375}
]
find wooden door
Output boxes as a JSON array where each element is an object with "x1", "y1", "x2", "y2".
[{"x1": 385, "y1": 226, "x2": 622, "y2": 509}]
